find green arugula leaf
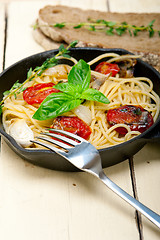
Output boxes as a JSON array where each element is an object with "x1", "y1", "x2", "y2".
[
  {"x1": 33, "y1": 92, "x2": 81, "y2": 120},
  {"x1": 81, "y1": 88, "x2": 110, "y2": 104},
  {"x1": 68, "y1": 59, "x2": 91, "y2": 91}
]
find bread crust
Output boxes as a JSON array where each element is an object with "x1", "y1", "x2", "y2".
[{"x1": 32, "y1": 27, "x2": 63, "y2": 50}]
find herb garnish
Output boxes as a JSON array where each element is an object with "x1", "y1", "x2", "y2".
[
  {"x1": 0, "y1": 41, "x2": 78, "y2": 115},
  {"x1": 34, "y1": 19, "x2": 160, "y2": 37},
  {"x1": 33, "y1": 59, "x2": 110, "y2": 120}
]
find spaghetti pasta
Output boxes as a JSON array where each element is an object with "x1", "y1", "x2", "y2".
[{"x1": 2, "y1": 53, "x2": 160, "y2": 149}]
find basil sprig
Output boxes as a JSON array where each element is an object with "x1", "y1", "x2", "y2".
[{"x1": 33, "y1": 59, "x2": 110, "y2": 121}]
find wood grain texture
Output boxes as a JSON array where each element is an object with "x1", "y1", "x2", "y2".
[
  {"x1": 109, "y1": 0, "x2": 160, "y2": 12},
  {"x1": 0, "y1": 2, "x2": 5, "y2": 162},
  {"x1": 0, "y1": 1, "x2": 160, "y2": 239},
  {"x1": 110, "y1": 0, "x2": 160, "y2": 237},
  {"x1": 0, "y1": 141, "x2": 138, "y2": 240},
  {"x1": 0, "y1": 1, "x2": 139, "y2": 240},
  {"x1": 0, "y1": 3, "x2": 5, "y2": 71},
  {"x1": 132, "y1": 143, "x2": 160, "y2": 238}
]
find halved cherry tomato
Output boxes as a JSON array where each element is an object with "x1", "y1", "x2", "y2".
[
  {"x1": 95, "y1": 62, "x2": 120, "y2": 77},
  {"x1": 23, "y1": 83, "x2": 59, "y2": 105},
  {"x1": 106, "y1": 105, "x2": 154, "y2": 135},
  {"x1": 50, "y1": 116, "x2": 92, "y2": 140}
]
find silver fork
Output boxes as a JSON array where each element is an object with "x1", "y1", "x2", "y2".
[{"x1": 31, "y1": 129, "x2": 160, "y2": 229}]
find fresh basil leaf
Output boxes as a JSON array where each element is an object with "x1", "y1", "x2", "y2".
[
  {"x1": 54, "y1": 82, "x2": 82, "y2": 96},
  {"x1": 81, "y1": 88, "x2": 110, "y2": 104},
  {"x1": 68, "y1": 59, "x2": 91, "y2": 91},
  {"x1": 33, "y1": 58, "x2": 110, "y2": 121},
  {"x1": 33, "y1": 92, "x2": 81, "y2": 120},
  {"x1": 33, "y1": 92, "x2": 71, "y2": 120}
]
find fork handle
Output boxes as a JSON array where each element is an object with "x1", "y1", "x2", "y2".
[{"x1": 99, "y1": 171, "x2": 160, "y2": 229}]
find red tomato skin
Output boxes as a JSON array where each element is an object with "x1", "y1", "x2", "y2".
[
  {"x1": 50, "y1": 116, "x2": 92, "y2": 140},
  {"x1": 106, "y1": 105, "x2": 154, "y2": 135},
  {"x1": 95, "y1": 62, "x2": 120, "y2": 77},
  {"x1": 23, "y1": 83, "x2": 59, "y2": 105}
]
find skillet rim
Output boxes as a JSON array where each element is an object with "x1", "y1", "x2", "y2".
[{"x1": 0, "y1": 47, "x2": 160, "y2": 162}]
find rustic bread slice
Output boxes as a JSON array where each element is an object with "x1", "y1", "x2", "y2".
[
  {"x1": 35, "y1": 5, "x2": 160, "y2": 71},
  {"x1": 38, "y1": 5, "x2": 160, "y2": 54}
]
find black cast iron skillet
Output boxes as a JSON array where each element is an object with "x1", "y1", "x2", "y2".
[{"x1": 0, "y1": 48, "x2": 160, "y2": 171}]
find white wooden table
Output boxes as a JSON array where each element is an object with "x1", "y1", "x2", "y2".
[{"x1": 0, "y1": 1, "x2": 160, "y2": 239}]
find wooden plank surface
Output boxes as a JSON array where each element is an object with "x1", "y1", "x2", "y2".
[
  {"x1": 0, "y1": 1, "x2": 139, "y2": 240},
  {"x1": 0, "y1": 2, "x2": 5, "y2": 162},
  {"x1": 0, "y1": 3, "x2": 5, "y2": 71},
  {"x1": 0, "y1": 0, "x2": 160, "y2": 239},
  {"x1": 132, "y1": 143, "x2": 160, "y2": 239},
  {"x1": 109, "y1": 0, "x2": 160, "y2": 12},
  {"x1": 0, "y1": 141, "x2": 138, "y2": 240},
  {"x1": 109, "y1": 1, "x2": 160, "y2": 239}
]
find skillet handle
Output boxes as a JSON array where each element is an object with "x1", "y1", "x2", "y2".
[{"x1": 144, "y1": 123, "x2": 160, "y2": 143}]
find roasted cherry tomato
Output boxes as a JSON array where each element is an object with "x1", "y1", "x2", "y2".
[
  {"x1": 95, "y1": 62, "x2": 120, "y2": 77},
  {"x1": 23, "y1": 83, "x2": 59, "y2": 105},
  {"x1": 106, "y1": 105, "x2": 154, "y2": 135},
  {"x1": 50, "y1": 116, "x2": 92, "y2": 140}
]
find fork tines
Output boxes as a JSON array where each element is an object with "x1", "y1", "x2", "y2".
[{"x1": 31, "y1": 129, "x2": 85, "y2": 152}]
